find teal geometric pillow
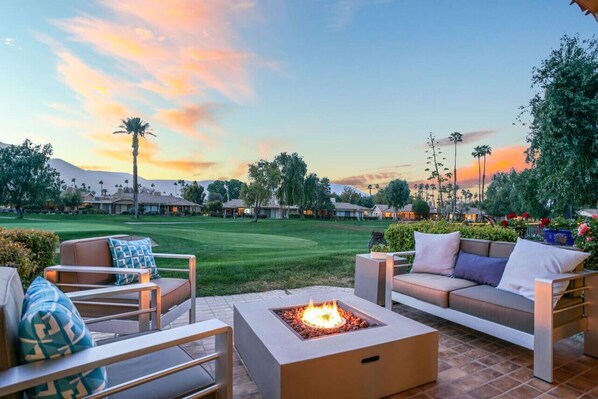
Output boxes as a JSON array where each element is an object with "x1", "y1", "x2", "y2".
[
  {"x1": 19, "y1": 277, "x2": 108, "y2": 399},
  {"x1": 107, "y1": 237, "x2": 160, "y2": 286}
]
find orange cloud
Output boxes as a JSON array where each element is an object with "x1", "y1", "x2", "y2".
[
  {"x1": 54, "y1": 0, "x2": 257, "y2": 103},
  {"x1": 230, "y1": 161, "x2": 249, "y2": 179},
  {"x1": 155, "y1": 104, "x2": 221, "y2": 141},
  {"x1": 88, "y1": 131, "x2": 215, "y2": 175}
]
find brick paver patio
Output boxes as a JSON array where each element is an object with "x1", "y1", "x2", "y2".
[{"x1": 170, "y1": 286, "x2": 598, "y2": 399}]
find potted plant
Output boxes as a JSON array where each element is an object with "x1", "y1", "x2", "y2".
[
  {"x1": 370, "y1": 244, "x2": 389, "y2": 259},
  {"x1": 543, "y1": 217, "x2": 576, "y2": 246},
  {"x1": 576, "y1": 215, "x2": 597, "y2": 269},
  {"x1": 499, "y1": 212, "x2": 530, "y2": 238}
]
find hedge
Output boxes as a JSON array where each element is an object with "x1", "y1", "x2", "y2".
[
  {"x1": 384, "y1": 221, "x2": 519, "y2": 252},
  {"x1": 0, "y1": 228, "x2": 59, "y2": 286}
]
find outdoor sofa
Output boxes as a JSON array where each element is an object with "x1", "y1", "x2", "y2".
[
  {"x1": 386, "y1": 237, "x2": 598, "y2": 383},
  {"x1": 0, "y1": 266, "x2": 232, "y2": 399},
  {"x1": 45, "y1": 235, "x2": 196, "y2": 334}
]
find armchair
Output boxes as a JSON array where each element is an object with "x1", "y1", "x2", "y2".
[
  {"x1": 49, "y1": 235, "x2": 196, "y2": 334},
  {"x1": 0, "y1": 267, "x2": 232, "y2": 399}
]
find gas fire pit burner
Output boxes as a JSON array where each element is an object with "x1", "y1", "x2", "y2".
[{"x1": 273, "y1": 300, "x2": 376, "y2": 340}]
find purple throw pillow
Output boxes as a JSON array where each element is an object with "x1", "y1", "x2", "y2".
[{"x1": 452, "y1": 251, "x2": 508, "y2": 287}]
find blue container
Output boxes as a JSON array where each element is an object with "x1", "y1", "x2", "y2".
[{"x1": 544, "y1": 229, "x2": 575, "y2": 246}]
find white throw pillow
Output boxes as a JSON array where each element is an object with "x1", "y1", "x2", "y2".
[
  {"x1": 412, "y1": 231, "x2": 461, "y2": 276},
  {"x1": 496, "y1": 238, "x2": 589, "y2": 305}
]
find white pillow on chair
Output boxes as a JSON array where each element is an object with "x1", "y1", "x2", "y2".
[
  {"x1": 496, "y1": 238, "x2": 589, "y2": 305},
  {"x1": 412, "y1": 231, "x2": 461, "y2": 276}
]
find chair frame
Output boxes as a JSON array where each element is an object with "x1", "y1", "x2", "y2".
[
  {"x1": 386, "y1": 251, "x2": 598, "y2": 383},
  {"x1": 0, "y1": 283, "x2": 232, "y2": 399},
  {"x1": 45, "y1": 251, "x2": 197, "y2": 334}
]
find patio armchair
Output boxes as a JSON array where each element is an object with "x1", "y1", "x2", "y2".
[
  {"x1": 0, "y1": 267, "x2": 232, "y2": 399},
  {"x1": 47, "y1": 235, "x2": 196, "y2": 334}
]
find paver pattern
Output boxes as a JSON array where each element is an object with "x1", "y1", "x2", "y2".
[{"x1": 169, "y1": 286, "x2": 598, "y2": 398}]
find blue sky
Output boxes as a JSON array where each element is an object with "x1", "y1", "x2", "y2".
[{"x1": 0, "y1": 0, "x2": 596, "y2": 189}]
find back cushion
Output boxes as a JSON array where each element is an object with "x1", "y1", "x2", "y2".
[
  {"x1": 460, "y1": 239, "x2": 491, "y2": 257},
  {"x1": 60, "y1": 235, "x2": 131, "y2": 286},
  {"x1": 489, "y1": 241, "x2": 516, "y2": 258},
  {"x1": 0, "y1": 267, "x2": 24, "y2": 370}
]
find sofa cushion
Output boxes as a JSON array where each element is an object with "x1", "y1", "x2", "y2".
[
  {"x1": 460, "y1": 238, "x2": 491, "y2": 257},
  {"x1": 497, "y1": 238, "x2": 589, "y2": 305},
  {"x1": 412, "y1": 231, "x2": 461, "y2": 276},
  {"x1": 74, "y1": 277, "x2": 190, "y2": 319},
  {"x1": 108, "y1": 237, "x2": 160, "y2": 285},
  {"x1": 452, "y1": 251, "x2": 508, "y2": 287},
  {"x1": 488, "y1": 241, "x2": 515, "y2": 258},
  {"x1": 60, "y1": 235, "x2": 132, "y2": 286},
  {"x1": 19, "y1": 277, "x2": 108, "y2": 399},
  {"x1": 393, "y1": 273, "x2": 478, "y2": 308},
  {"x1": 0, "y1": 267, "x2": 24, "y2": 382},
  {"x1": 450, "y1": 285, "x2": 583, "y2": 334}
]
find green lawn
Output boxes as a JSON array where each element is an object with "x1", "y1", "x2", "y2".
[{"x1": 0, "y1": 214, "x2": 393, "y2": 296}]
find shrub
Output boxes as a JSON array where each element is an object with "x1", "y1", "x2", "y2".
[
  {"x1": 0, "y1": 237, "x2": 33, "y2": 279},
  {"x1": 385, "y1": 220, "x2": 519, "y2": 252},
  {"x1": 0, "y1": 228, "x2": 59, "y2": 286}
]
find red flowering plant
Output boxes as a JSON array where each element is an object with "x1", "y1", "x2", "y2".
[
  {"x1": 576, "y1": 215, "x2": 598, "y2": 270},
  {"x1": 539, "y1": 218, "x2": 551, "y2": 228},
  {"x1": 500, "y1": 213, "x2": 530, "y2": 237}
]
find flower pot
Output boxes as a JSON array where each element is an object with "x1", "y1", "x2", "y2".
[
  {"x1": 544, "y1": 229, "x2": 575, "y2": 246},
  {"x1": 370, "y1": 252, "x2": 388, "y2": 260}
]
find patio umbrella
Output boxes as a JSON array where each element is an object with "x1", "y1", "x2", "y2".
[{"x1": 570, "y1": 0, "x2": 598, "y2": 21}]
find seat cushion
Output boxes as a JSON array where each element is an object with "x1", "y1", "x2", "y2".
[
  {"x1": 105, "y1": 345, "x2": 214, "y2": 399},
  {"x1": 107, "y1": 237, "x2": 160, "y2": 285},
  {"x1": 75, "y1": 277, "x2": 191, "y2": 318},
  {"x1": 19, "y1": 277, "x2": 107, "y2": 399},
  {"x1": 450, "y1": 285, "x2": 583, "y2": 334},
  {"x1": 393, "y1": 273, "x2": 478, "y2": 308}
]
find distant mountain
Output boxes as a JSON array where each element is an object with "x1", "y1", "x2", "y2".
[{"x1": 0, "y1": 141, "x2": 366, "y2": 196}]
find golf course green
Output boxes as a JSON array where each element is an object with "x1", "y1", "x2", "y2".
[{"x1": 0, "y1": 214, "x2": 394, "y2": 296}]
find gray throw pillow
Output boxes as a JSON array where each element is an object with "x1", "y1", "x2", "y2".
[{"x1": 412, "y1": 231, "x2": 461, "y2": 276}]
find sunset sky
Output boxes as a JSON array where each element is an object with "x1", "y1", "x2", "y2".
[{"x1": 0, "y1": 1, "x2": 595, "y2": 191}]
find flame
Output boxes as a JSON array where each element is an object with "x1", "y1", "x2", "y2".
[{"x1": 301, "y1": 299, "x2": 346, "y2": 329}]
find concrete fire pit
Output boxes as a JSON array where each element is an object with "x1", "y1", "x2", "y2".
[{"x1": 234, "y1": 292, "x2": 438, "y2": 399}]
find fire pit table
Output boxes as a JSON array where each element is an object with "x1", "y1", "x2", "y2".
[{"x1": 234, "y1": 292, "x2": 438, "y2": 399}]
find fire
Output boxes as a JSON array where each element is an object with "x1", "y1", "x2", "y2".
[{"x1": 301, "y1": 299, "x2": 346, "y2": 329}]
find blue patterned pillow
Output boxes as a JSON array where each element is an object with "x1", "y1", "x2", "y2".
[
  {"x1": 107, "y1": 237, "x2": 160, "y2": 286},
  {"x1": 19, "y1": 277, "x2": 108, "y2": 399}
]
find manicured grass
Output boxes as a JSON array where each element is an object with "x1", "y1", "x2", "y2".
[{"x1": 0, "y1": 214, "x2": 393, "y2": 296}]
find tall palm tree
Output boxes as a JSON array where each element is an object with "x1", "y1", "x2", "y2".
[
  {"x1": 472, "y1": 146, "x2": 483, "y2": 220},
  {"x1": 71, "y1": 177, "x2": 76, "y2": 188},
  {"x1": 449, "y1": 132, "x2": 463, "y2": 221},
  {"x1": 99, "y1": 180, "x2": 104, "y2": 196},
  {"x1": 114, "y1": 117, "x2": 156, "y2": 219},
  {"x1": 124, "y1": 179, "x2": 129, "y2": 189},
  {"x1": 480, "y1": 145, "x2": 492, "y2": 209}
]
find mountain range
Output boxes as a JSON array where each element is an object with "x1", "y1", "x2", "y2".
[{"x1": 0, "y1": 141, "x2": 365, "y2": 197}]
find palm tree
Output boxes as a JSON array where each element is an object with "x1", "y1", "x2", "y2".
[
  {"x1": 368, "y1": 184, "x2": 373, "y2": 196},
  {"x1": 114, "y1": 117, "x2": 156, "y2": 219},
  {"x1": 472, "y1": 146, "x2": 483, "y2": 220},
  {"x1": 71, "y1": 177, "x2": 76, "y2": 188},
  {"x1": 99, "y1": 180, "x2": 104, "y2": 196},
  {"x1": 173, "y1": 182, "x2": 178, "y2": 196},
  {"x1": 449, "y1": 132, "x2": 463, "y2": 220},
  {"x1": 480, "y1": 144, "x2": 492, "y2": 209},
  {"x1": 124, "y1": 179, "x2": 129, "y2": 189}
]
